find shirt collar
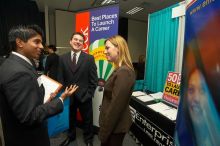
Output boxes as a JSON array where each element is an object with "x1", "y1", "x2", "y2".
[
  {"x1": 71, "y1": 50, "x2": 81, "y2": 58},
  {"x1": 12, "y1": 51, "x2": 33, "y2": 66}
]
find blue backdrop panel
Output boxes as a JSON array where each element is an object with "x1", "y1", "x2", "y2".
[
  {"x1": 48, "y1": 93, "x2": 70, "y2": 137},
  {"x1": 175, "y1": 0, "x2": 220, "y2": 145}
]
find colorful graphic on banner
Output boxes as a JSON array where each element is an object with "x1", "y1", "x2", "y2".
[
  {"x1": 89, "y1": 5, "x2": 118, "y2": 81},
  {"x1": 89, "y1": 39, "x2": 114, "y2": 81},
  {"x1": 89, "y1": 5, "x2": 118, "y2": 127},
  {"x1": 76, "y1": 5, "x2": 119, "y2": 127},
  {"x1": 163, "y1": 72, "x2": 181, "y2": 106},
  {"x1": 75, "y1": 5, "x2": 119, "y2": 53},
  {"x1": 75, "y1": 5, "x2": 118, "y2": 76},
  {"x1": 90, "y1": 6, "x2": 118, "y2": 43},
  {"x1": 175, "y1": 0, "x2": 220, "y2": 146}
]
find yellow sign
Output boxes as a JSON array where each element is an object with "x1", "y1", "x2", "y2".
[{"x1": 163, "y1": 72, "x2": 181, "y2": 106}]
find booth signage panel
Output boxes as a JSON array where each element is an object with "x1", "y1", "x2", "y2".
[
  {"x1": 76, "y1": 5, "x2": 119, "y2": 127},
  {"x1": 163, "y1": 72, "x2": 181, "y2": 106},
  {"x1": 175, "y1": 0, "x2": 220, "y2": 145}
]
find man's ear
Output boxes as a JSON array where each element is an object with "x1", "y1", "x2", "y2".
[
  {"x1": 16, "y1": 38, "x2": 24, "y2": 48},
  {"x1": 69, "y1": 40, "x2": 72, "y2": 46}
]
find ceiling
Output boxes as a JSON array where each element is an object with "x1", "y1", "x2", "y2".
[{"x1": 35, "y1": 0, "x2": 182, "y2": 22}]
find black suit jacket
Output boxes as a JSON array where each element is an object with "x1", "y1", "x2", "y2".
[
  {"x1": 58, "y1": 51, "x2": 98, "y2": 103},
  {"x1": 0, "y1": 54, "x2": 63, "y2": 146},
  {"x1": 0, "y1": 56, "x2": 5, "y2": 66},
  {"x1": 45, "y1": 53, "x2": 59, "y2": 80}
]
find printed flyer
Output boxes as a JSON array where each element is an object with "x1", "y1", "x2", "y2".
[{"x1": 163, "y1": 72, "x2": 181, "y2": 106}]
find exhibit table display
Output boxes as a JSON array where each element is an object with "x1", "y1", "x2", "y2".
[{"x1": 130, "y1": 91, "x2": 177, "y2": 146}]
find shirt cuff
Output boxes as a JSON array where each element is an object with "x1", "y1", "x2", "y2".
[{"x1": 59, "y1": 97, "x2": 64, "y2": 105}]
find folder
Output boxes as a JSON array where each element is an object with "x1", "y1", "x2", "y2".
[{"x1": 39, "y1": 75, "x2": 63, "y2": 103}]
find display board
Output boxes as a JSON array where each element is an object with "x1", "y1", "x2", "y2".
[
  {"x1": 75, "y1": 5, "x2": 119, "y2": 127},
  {"x1": 175, "y1": 0, "x2": 220, "y2": 145}
]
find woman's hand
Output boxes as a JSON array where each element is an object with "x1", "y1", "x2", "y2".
[{"x1": 61, "y1": 85, "x2": 79, "y2": 100}]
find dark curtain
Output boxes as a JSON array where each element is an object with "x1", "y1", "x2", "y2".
[
  {"x1": 0, "y1": 0, "x2": 45, "y2": 56},
  {"x1": 118, "y1": 17, "x2": 128, "y2": 41}
]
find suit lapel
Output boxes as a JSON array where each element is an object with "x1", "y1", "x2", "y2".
[
  {"x1": 66, "y1": 52, "x2": 76, "y2": 73},
  {"x1": 10, "y1": 54, "x2": 38, "y2": 77},
  {"x1": 75, "y1": 52, "x2": 85, "y2": 72},
  {"x1": 67, "y1": 51, "x2": 86, "y2": 74}
]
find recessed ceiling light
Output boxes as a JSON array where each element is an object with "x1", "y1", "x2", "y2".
[
  {"x1": 101, "y1": 0, "x2": 115, "y2": 5},
  {"x1": 126, "y1": 7, "x2": 144, "y2": 15}
]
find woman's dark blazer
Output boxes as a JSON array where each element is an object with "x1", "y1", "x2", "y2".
[{"x1": 99, "y1": 65, "x2": 135, "y2": 143}]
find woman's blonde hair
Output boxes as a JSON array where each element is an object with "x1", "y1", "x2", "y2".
[{"x1": 105, "y1": 35, "x2": 134, "y2": 70}]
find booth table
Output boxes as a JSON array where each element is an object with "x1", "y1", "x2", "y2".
[{"x1": 129, "y1": 96, "x2": 176, "y2": 146}]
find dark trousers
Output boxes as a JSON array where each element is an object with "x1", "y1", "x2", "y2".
[
  {"x1": 101, "y1": 133, "x2": 126, "y2": 146},
  {"x1": 68, "y1": 98, "x2": 94, "y2": 143}
]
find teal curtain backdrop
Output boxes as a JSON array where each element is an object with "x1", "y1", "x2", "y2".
[{"x1": 144, "y1": 4, "x2": 179, "y2": 92}]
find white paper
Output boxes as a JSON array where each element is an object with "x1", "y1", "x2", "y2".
[
  {"x1": 132, "y1": 91, "x2": 146, "y2": 97},
  {"x1": 40, "y1": 75, "x2": 62, "y2": 103},
  {"x1": 37, "y1": 76, "x2": 42, "y2": 86},
  {"x1": 147, "y1": 102, "x2": 177, "y2": 121},
  {"x1": 160, "y1": 108, "x2": 178, "y2": 121},
  {"x1": 147, "y1": 102, "x2": 172, "y2": 113},
  {"x1": 136, "y1": 95, "x2": 154, "y2": 102},
  {"x1": 149, "y1": 92, "x2": 163, "y2": 99}
]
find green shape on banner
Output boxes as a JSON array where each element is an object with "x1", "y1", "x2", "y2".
[
  {"x1": 104, "y1": 63, "x2": 113, "y2": 80},
  {"x1": 99, "y1": 60, "x2": 104, "y2": 79},
  {"x1": 89, "y1": 39, "x2": 114, "y2": 81}
]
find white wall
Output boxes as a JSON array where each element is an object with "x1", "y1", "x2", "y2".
[
  {"x1": 128, "y1": 19, "x2": 148, "y2": 62},
  {"x1": 55, "y1": 10, "x2": 75, "y2": 55}
]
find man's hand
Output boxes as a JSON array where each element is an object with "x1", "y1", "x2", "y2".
[
  {"x1": 61, "y1": 85, "x2": 78, "y2": 100},
  {"x1": 48, "y1": 92, "x2": 57, "y2": 102}
]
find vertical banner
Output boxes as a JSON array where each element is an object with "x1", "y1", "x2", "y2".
[
  {"x1": 90, "y1": 5, "x2": 119, "y2": 127},
  {"x1": 76, "y1": 12, "x2": 90, "y2": 53},
  {"x1": 75, "y1": 5, "x2": 119, "y2": 127},
  {"x1": 175, "y1": 0, "x2": 220, "y2": 146}
]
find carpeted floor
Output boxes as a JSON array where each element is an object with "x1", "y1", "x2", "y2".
[{"x1": 50, "y1": 128, "x2": 140, "y2": 146}]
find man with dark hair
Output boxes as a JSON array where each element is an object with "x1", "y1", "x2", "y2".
[
  {"x1": 58, "y1": 32, "x2": 98, "y2": 146},
  {"x1": 0, "y1": 25, "x2": 78, "y2": 146},
  {"x1": 45, "y1": 44, "x2": 59, "y2": 80}
]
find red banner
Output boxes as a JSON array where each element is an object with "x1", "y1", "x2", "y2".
[{"x1": 76, "y1": 12, "x2": 90, "y2": 53}]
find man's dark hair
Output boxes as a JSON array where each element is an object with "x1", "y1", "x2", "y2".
[
  {"x1": 48, "y1": 45, "x2": 57, "y2": 52},
  {"x1": 70, "y1": 32, "x2": 85, "y2": 42},
  {"x1": 8, "y1": 24, "x2": 44, "y2": 51}
]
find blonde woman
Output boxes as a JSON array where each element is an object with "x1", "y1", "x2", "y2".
[{"x1": 99, "y1": 35, "x2": 135, "y2": 146}]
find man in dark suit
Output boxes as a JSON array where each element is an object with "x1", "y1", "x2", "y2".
[
  {"x1": 44, "y1": 44, "x2": 59, "y2": 80},
  {"x1": 0, "y1": 25, "x2": 78, "y2": 146},
  {"x1": 0, "y1": 56, "x2": 5, "y2": 66},
  {"x1": 58, "y1": 32, "x2": 98, "y2": 146}
]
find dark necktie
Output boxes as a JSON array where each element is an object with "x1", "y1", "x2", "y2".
[{"x1": 72, "y1": 53, "x2": 76, "y2": 67}]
